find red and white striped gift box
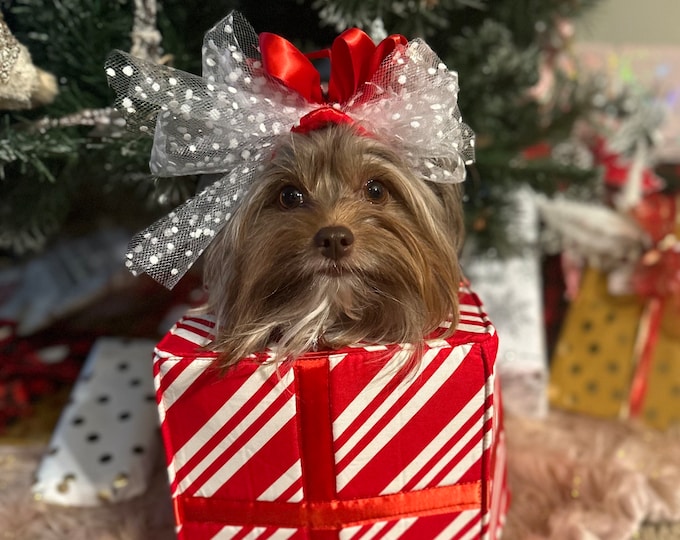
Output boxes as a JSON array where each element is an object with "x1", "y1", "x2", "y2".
[{"x1": 153, "y1": 286, "x2": 508, "y2": 539}]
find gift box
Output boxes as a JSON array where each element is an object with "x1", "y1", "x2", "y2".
[
  {"x1": 463, "y1": 187, "x2": 548, "y2": 419},
  {"x1": 32, "y1": 337, "x2": 160, "y2": 505},
  {"x1": 549, "y1": 194, "x2": 680, "y2": 430},
  {"x1": 549, "y1": 267, "x2": 645, "y2": 420},
  {"x1": 153, "y1": 286, "x2": 508, "y2": 539}
]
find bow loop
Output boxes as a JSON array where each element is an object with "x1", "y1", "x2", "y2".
[
  {"x1": 369, "y1": 34, "x2": 408, "y2": 76},
  {"x1": 260, "y1": 33, "x2": 324, "y2": 104},
  {"x1": 201, "y1": 11, "x2": 261, "y2": 82},
  {"x1": 327, "y1": 28, "x2": 377, "y2": 103}
]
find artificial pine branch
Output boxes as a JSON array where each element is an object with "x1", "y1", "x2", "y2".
[
  {"x1": 0, "y1": 0, "x2": 611, "y2": 259},
  {"x1": 130, "y1": 0, "x2": 162, "y2": 62},
  {"x1": 0, "y1": 0, "x2": 200, "y2": 254}
]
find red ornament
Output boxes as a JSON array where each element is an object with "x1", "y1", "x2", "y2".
[
  {"x1": 591, "y1": 137, "x2": 665, "y2": 194},
  {"x1": 630, "y1": 192, "x2": 677, "y2": 244}
]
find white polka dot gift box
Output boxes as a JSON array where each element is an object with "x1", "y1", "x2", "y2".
[
  {"x1": 32, "y1": 337, "x2": 160, "y2": 505},
  {"x1": 152, "y1": 286, "x2": 508, "y2": 539}
]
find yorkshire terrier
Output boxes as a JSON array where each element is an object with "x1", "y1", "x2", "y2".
[{"x1": 203, "y1": 123, "x2": 464, "y2": 367}]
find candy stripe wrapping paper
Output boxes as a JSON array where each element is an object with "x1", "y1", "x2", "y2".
[{"x1": 153, "y1": 287, "x2": 508, "y2": 539}]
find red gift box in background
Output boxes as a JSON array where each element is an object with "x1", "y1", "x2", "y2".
[{"x1": 153, "y1": 287, "x2": 508, "y2": 539}]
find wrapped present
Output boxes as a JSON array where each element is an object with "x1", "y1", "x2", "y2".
[
  {"x1": 153, "y1": 287, "x2": 508, "y2": 539},
  {"x1": 32, "y1": 337, "x2": 160, "y2": 505},
  {"x1": 0, "y1": 228, "x2": 129, "y2": 336},
  {"x1": 463, "y1": 187, "x2": 548, "y2": 419},
  {"x1": 549, "y1": 193, "x2": 680, "y2": 429},
  {"x1": 549, "y1": 267, "x2": 645, "y2": 419}
]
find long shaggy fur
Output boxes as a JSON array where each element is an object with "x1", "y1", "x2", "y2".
[{"x1": 203, "y1": 124, "x2": 464, "y2": 368}]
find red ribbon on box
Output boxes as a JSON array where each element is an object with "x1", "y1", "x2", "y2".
[
  {"x1": 627, "y1": 193, "x2": 680, "y2": 419},
  {"x1": 177, "y1": 483, "x2": 481, "y2": 531},
  {"x1": 174, "y1": 358, "x2": 482, "y2": 533}
]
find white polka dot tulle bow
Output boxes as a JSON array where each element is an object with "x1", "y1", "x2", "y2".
[{"x1": 105, "y1": 11, "x2": 475, "y2": 288}]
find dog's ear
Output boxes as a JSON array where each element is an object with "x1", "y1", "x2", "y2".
[{"x1": 429, "y1": 182, "x2": 465, "y2": 253}]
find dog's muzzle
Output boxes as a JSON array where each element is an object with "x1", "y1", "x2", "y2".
[{"x1": 314, "y1": 226, "x2": 354, "y2": 261}]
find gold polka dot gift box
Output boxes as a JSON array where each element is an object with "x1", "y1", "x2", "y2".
[{"x1": 549, "y1": 194, "x2": 680, "y2": 430}]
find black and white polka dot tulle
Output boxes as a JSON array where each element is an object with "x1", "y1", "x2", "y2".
[{"x1": 105, "y1": 11, "x2": 475, "y2": 289}]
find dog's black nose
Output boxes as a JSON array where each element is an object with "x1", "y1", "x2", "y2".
[{"x1": 314, "y1": 226, "x2": 354, "y2": 260}]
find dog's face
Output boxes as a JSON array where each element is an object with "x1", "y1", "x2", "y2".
[{"x1": 204, "y1": 124, "x2": 464, "y2": 367}]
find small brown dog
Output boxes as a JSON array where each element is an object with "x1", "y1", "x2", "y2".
[
  {"x1": 203, "y1": 124, "x2": 464, "y2": 367},
  {"x1": 105, "y1": 13, "x2": 473, "y2": 369}
]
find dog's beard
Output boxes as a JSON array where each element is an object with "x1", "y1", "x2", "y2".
[{"x1": 203, "y1": 125, "x2": 464, "y2": 368}]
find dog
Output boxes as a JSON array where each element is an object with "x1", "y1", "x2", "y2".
[{"x1": 202, "y1": 123, "x2": 465, "y2": 368}]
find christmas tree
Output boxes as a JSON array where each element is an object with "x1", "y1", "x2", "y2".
[
  {"x1": 8, "y1": 4, "x2": 680, "y2": 538},
  {"x1": 1, "y1": 0, "x2": 603, "y2": 259}
]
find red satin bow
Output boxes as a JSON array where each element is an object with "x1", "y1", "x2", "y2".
[
  {"x1": 259, "y1": 28, "x2": 407, "y2": 133},
  {"x1": 592, "y1": 137, "x2": 665, "y2": 194},
  {"x1": 627, "y1": 193, "x2": 680, "y2": 420},
  {"x1": 630, "y1": 193, "x2": 680, "y2": 300}
]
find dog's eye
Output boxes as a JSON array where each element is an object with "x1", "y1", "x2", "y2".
[
  {"x1": 364, "y1": 179, "x2": 388, "y2": 204},
  {"x1": 278, "y1": 185, "x2": 304, "y2": 209}
]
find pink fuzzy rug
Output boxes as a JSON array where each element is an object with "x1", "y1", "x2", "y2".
[
  {"x1": 2, "y1": 411, "x2": 680, "y2": 539},
  {"x1": 0, "y1": 444, "x2": 174, "y2": 540},
  {"x1": 504, "y1": 412, "x2": 680, "y2": 540}
]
